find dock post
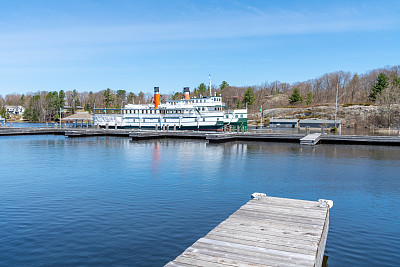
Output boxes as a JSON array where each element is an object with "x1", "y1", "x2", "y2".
[
  {"x1": 155, "y1": 125, "x2": 158, "y2": 131},
  {"x1": 174, "y1": 125, "x2": 176, "y2": 131},
  {"x1": 106, "y1": 123, "x2": 109, "y2": 130},
  {"x1": 321, "y1": 126, "x2": 325, "y2": 133},
  {"x1": 306, "y1": 126, "x2": 310, "y2": 135},
  {"x1": 166, "y1": 125, "x2": 169, "y2": 132},
  {"x1": 115, "y1": 124, "x2": 117, "y2": 130}
]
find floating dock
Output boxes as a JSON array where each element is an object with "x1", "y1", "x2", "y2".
[
  {"x1": 300, "y1": 133, "x2": 322, "y2": 146},
  {"x1": 166, "y1": 193, "x2": 332, "y2": 267}
]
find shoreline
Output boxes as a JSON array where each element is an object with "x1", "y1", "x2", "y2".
[{"x1": 1, "y1": 127, "x2": 399, "y2": 146}]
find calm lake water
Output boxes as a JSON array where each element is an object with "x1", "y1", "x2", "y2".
[{"x1": 0, "y1": 135, "x2": 399, "y2": 266}]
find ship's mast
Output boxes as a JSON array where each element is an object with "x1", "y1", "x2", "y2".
[{"x1": 209, "y1": 74, "x2": 211, "y2": 97}]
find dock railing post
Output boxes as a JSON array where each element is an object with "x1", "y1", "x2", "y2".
[
  {"x1": 106, "y1": 123, "x2": 109, "y2": 130},
  {"x1": 155, "y1": 125, "x2": 158, "y2": 131},
  {"x1": 174, "y1": 124, "x2": 176, "y2": 131},
  {"x1": 306, "y1": 126, "x2": 310, "y2": 135},
  {"x1": 166, "y1": 125, "x2": 169, "y2": 132}
]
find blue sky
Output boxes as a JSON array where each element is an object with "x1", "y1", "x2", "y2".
[{"x1": 1, "y1": 0, "x2": 400, "y2": 95}]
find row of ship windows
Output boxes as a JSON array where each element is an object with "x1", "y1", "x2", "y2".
[
  {"x1": 129, "y1": 118, "x2": 219, "y2": 122},
  {"x1": 225, "y1": 115, "x2": 244, "y2": 118},
  {"x1": 124, "y1": 109, "x2": 183, "y2": 114},
  {"x1": 124, "y1": 107, "x2": 222, "y2": 114},
  {"x1": 168, "y1": 98, "x2": 221, "y2": 105}
]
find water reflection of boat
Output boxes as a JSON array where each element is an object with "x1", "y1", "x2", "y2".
[{"x1": 94, "y1": 87, "x2": 247, "y2": 131}]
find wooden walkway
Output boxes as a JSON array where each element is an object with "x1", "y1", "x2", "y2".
[
  {"x1": 300, "y1": 133, "x2": 322, "y2": 145},
  {"x1": 1, "y1": 127, "x2": 400, "y2": 146},
  {"x1": 166, "y1": 194, "x2": 332, "y2": 267}
]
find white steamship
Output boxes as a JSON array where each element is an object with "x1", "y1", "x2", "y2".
[{"x1": 94, "y1": 87, "x2": 247, "y2": 131}]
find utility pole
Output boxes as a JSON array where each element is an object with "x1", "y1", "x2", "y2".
[
  {"x1": 335, "y1": 83, "x2": 346, "y2": 132},
  {"x1": 335, "y1": 83, "x2": 338, "y2": 129}
]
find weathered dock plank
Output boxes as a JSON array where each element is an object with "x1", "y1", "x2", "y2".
[{"x1": 166, "y1": 194, "x2": 332, "y2": 267}]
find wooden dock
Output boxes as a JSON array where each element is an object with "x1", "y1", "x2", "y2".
[
  {"x1": 300, "y1": 133, "x2": 321, "y2": 146},
  {"x1": 166, "y1": 193, "x2": 332, "y2": 267},
  {"x1": 1, "y1": 127, "x2": 400, "y2": 146}
]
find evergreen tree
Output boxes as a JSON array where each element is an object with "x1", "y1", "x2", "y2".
[
  {"x1": 289, "y1": 88, "x2": 303, "y2": 104},
  {"x1": 103, "y1": 88, "x2": 114, "y2": 108},
  {"x1": 369, "y1": 73, "x2": 389, "y2": 101},
  {"x1": 116, "y1": 90, "x2": 127, "y2": 101},
  {"x1": 127, "y1": 92, "x2": 136, "y2": 103},
  {"x1": 171, "y1": 92, "x2": 183, "y2": 100},
  {"x1": 58, "y1": 90, "x2": 65, "y2": 109},
  {"x1": 197, "y1": 83, "x2": 207, "y2": 97},
  {"x1": 394, "y1": 76, "x2": 400, "y2": 88},
  {"x1": 24, "y1": 95, "x2": 41, "y2": 122},
  {"x1": 72, "y1": 89, "x2": 80, "y2": 112},
  {"x1": 305, "y1": 91, "x2": 313, "y2": 105},
  {"x1": 220, "y1": 81, "x2": 229, "y2": 90},
  {"x1": 237, "y1": 99, "x2": 242, "y2": 109},
  {"x1": 243, "y1": 87, "x2": 255, "y2": 107}
]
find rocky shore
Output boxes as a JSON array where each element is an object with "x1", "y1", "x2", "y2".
[{"x1": 251, "y1": 104, "x2": 400, "y2": 128}]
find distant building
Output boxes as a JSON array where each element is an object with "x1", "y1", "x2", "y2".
[
  {"x1": 269, "y1": 118, "x2": 341, "y2": 129},
  {"x1": 5, "y1": 105, "x2": 25, "y2": 116},
  {"x1": 299, "y1": 119, "x2": 341, "y2": 128},
  {"x1": 269, "y1": 119, "x2": 299, "y2": 128}
]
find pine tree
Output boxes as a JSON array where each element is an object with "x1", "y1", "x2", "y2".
[
  {"x1": 243, "y1": 87, "x2": 255, "y2": 107},
  {"x1": 305, "y1": 92, "x2": 313, "y2": 105},
  {"x1": 289, "y1": 88, "x2": 303, "y2": 104},
  {"x1": 369, "y1": 73, "x2": 389, "y2": 101},
  {"x1": 103, "y1": 88, "x2": 114, "y2": 108},
  {"x1": 237, "y1": 99, "x2": 242, "y2": 109}
]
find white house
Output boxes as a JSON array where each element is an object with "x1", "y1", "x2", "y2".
[{"x1": 5, "y1": 105, "x2": 25, "y2": 116}]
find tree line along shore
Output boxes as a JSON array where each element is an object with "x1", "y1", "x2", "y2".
[{"x1": 1, "y1": 65, "x2": 399, "y2": 129}]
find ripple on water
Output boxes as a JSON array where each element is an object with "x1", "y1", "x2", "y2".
[{"x1": 0, "y1": 136, "x2": 399, "y2": 266}]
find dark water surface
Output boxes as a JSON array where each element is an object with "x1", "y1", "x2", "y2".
[{"x1": 0, "y1": 136, "x2": 399, "y2": 266}]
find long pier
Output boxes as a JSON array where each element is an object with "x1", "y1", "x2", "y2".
[
  {"x1": 1, "y1": 127, "x2": 400, "y2": 145},
  {"x1": 166, "y1": 193, "x2": 332, "y2": 267}
]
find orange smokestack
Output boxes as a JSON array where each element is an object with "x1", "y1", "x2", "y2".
[
  {"x1": 184, "y1": 87, "x2": 190, "y2": 100},
  {"x1": 154, "y1": 87, "x2": 160, "y2": 108}
]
